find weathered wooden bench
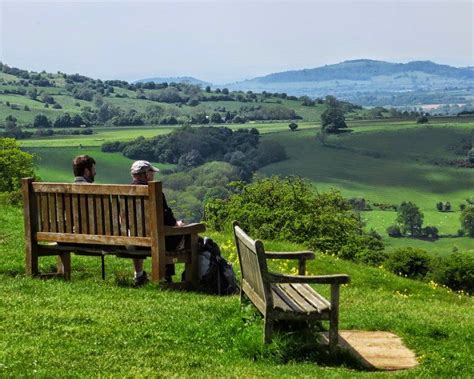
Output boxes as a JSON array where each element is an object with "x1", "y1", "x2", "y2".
[
  {"x1": 233, "y1": 221, "x2": 350, "y2": 352},
  {"x1": 21, "y1": 178, "x2": 205, "y2": 286}
]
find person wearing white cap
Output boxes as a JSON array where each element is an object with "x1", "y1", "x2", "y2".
[{"x1": 130, "y1": 160, "x2": 184, "y2": 286}]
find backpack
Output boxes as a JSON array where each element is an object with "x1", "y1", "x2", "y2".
[{"x1": 197, "y1": 237, "x2": 238, "y2": 296}]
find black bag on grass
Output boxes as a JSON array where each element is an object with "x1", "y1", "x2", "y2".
[{"x1": 198, "y1": 237, "x2": 238, "y2": 296}]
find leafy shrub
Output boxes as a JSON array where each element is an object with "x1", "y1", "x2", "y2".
[
  {"x1": 205, "y1": 176, "x2": 381, "y2": 256},
  {"x1": 385, "y1": 247, "x2": 432, "y2": 279},
  {"x1": 355, "y1": 249, "x2": 388, "y2": 266},
  {"x1": 386, "y1": 224, "x2": 402, "y2": 237},
  {"x1": 433, "y1": 253, "x2": 474, "y2": 294},
  {"x1": 0, "y1": 138, "x2": 36, "y2": 192}
]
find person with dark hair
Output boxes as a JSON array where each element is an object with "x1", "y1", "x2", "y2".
[
  {"x1": 129, "y1": 160, "x2": 184, "y2": 286},
  {"x1": 72, "y1": 155, "x2": 96, "y2": 183}
]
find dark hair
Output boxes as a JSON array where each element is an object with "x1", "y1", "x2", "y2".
[{"x1": 73, "y1": 155, "x2": 96, "y2": 177}]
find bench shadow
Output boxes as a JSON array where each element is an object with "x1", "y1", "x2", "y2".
[{"x1": 267, "y1": 322, "x2": 371, "y2": 370}]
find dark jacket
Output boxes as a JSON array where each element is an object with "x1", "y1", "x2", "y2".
[{"x1": 131, "y1": 178, "x2": 180, "y2": 253}]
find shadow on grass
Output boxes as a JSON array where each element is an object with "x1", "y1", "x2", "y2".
[{"x1": 236, "y1": 308, "x2": 369, "y2": 370}]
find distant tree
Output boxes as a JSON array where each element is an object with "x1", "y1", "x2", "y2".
[
  {"x1": 320, "y1": 107, "x2": 347, "y2": 133},
  {"x1": 436, "y1": 202, "x2": 444, "y2": 211},
  {"x1": 422, "y1": 226, "x2": 439, "y2": 239},
  {"x1": 460, "y1": 203, "x2": 466, "y2": 211},
  {"x1": 397, "y1": 201, "x2": 424, "y2": 236},
  {"x1": 468, "y1": 148, "x2": 474, "y2": 163},
  {"x1": 28, "y1": 88, "x2": 38, "y2": 100},
  {"x1": 23, "y1": 105, "x2": 30, "y2": 111},
  {"x1": 33, "y1": 114, "x2": 52, "y2": 128},
  {"x1": 222, "y1": 88, "x2": 229, "y2": 95},
  {"x1": 41, "y1": 93, "x2": 55, "y2": 104},
  {"x1": 288, "y1": 122, "x2": 298, "y2": 131},
  {"x1": 387, "y1": 224, "x2": 402, "y2": 237},
  {"x1": 444, "y1": 202, "x2": 451, "y2": 211},
  {"x1": 416, "y1": 115, "x2": 429, "y2": 124},
  {"x1": 210, "y1": 112, "x2": 223, "y2": 124},
  {"x1": 205, "y1": 86, "x2": 211, "y2": 93},
  {"x1": 460, "y1": 206, "x2": 474, "y2": 237}
]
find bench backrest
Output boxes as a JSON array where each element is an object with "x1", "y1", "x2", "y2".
[
  {"x1": 233, "y1": 222, "x2": 273, "y2": 311},
  {"x1": 22, "y1": 178, "x2": 165, "y2": 247}
]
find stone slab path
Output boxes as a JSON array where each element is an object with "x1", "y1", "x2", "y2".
[{"x1": 337, "y1": 330, "x2": 419, "y2": 371}]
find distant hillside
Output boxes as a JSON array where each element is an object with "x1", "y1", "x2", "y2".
[
  {"x1": 135, "y1": 76, "x2": 211, "y2": 87},
  {"x1": 228, "y1": 59, "x2": 474, "y2": 106},
  {"x1": 249, "y1": 60, "x2": 474, "y2": 83}
]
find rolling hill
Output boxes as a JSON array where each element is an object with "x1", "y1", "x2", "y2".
[{"x1": 227, "y1": 60, "x2": 474, "y2": 107}]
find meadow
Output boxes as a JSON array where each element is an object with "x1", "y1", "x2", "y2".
[
  {"x1": 18, "y1": 118, "x2": 474, "y2": 257},
  {"x1": 259, "y1": 120, "x2": 474, "y2": 256},
  {"x1": 1, "y1": 204, "x2": 473, "y2": 377}
]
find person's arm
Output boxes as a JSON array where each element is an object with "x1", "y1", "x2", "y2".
[{"x1": 162, "y1": 193, "x2": 178, "y2": 226}]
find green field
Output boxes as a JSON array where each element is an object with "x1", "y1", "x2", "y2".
[
  {"x1": 16, "y1": 119, "x2": 474, "y2": 256},
  {"x1": 1, "y1": 205, "x2": 473, "y2": 377},
  {"x1": 259, "y1": 121, "x2": 474, "y2": 256}
]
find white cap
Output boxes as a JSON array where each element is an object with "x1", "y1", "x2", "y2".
[{"x1": 130, "y1": 160, "x2": 160, "y2": 174}]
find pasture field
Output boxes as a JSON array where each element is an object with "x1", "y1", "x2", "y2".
[
  {"x1": 17, "y1": 122, "x2": 317, "y2": 148},
  {"x1": 17, "y1": 119, "x2": 474, "y2": 256},
  {"x1": 1, "y1": 205, "x2": 473, "y2": 377},
  {"x1": 259, "y1": 121, "x2": 474, "y2": 256}
]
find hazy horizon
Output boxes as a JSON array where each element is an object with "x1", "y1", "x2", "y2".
[{"x1": 1, "y1": 0, "x2": 473, "y2": 83}]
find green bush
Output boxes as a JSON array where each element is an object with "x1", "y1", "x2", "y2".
[
  {"x1": 354, "y1": 248, "x2": 388, "y2": 266},
  {"x1": 433, "y1": 253, "x2": 474, "y2": 294},
  {"x1": 0, "y1": 138, "x2": 36, "y2": 192},
  {"x1": 385, "y1": 247, "x2": 432, "y2": 280},
  {"x1": 205, "y1": 176, "x2": 381, "y2": 256}
]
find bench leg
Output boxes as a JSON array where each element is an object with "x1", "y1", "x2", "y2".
[
  {"x1": 57, "y1": 252, "x2": 71, "y2": 280},
  {"x1": 329, "y1": 284, "x2": 340, "y2": 353},
  {"x1": 25, "y1": 245, "x2": 39, "y2": 277},
  {"x1": 263, "y1": 317, "x2": 273, "y2": 344}
]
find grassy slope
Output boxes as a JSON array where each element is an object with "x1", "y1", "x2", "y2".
[
  {"x1": 259, "y1": 122, "x2": 474, "y2": 256},
  {"x1": 1, "y1": 205, "x2": 473, "y2": 377}
]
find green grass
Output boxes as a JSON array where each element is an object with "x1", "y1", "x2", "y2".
[
  {"x1": 1, "y1": 205, "x2": 473, "y2": 377},
  {"x1": 260, "y1": 125, "x2": 474, "y2": 210}
]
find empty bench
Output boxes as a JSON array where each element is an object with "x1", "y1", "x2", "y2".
[
  {"x1": 233, "y1": 222, "x2": 350, "y2": 352},
  {"x1": 21, "y1": 178, "x2": 205, "y2": 286}
]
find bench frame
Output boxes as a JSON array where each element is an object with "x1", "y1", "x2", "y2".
[
  {"x1": 22, "y1": 178, "x2": 205, "y2": 286},
  {"x1": 233, "y1": 221, "x2": 350, "y2": 352}
]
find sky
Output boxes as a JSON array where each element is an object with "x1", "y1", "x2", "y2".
[{"x1": 1, "y1": 0, "x2": 473, "y2": 84}]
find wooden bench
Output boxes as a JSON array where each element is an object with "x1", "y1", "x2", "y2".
[
  {"x1": 21, "y1": 178, "x2": 205, "y2": 286},
  {"x1": 233, "y1": 221, "x2": 350, "y2": 352}
]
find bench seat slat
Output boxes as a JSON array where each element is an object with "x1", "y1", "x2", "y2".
[
  {"x1": 36, "y1": 232, "x2": 152, "y2": 247},
  {"x1": 277, "y1": 283, "x2": 319, "y2": 313},
  {"x1": 290, "y1": 283, "x2": 331, "y2": 310}
]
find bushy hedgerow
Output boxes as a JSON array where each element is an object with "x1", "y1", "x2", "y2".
[
  {"x1": 385, "y1": 247, "x2": 432, "y2": 280},
  {"x1": 433, "y1": 253, "x2": 474, "y2": 294},
  {"x1": 204, "y1": 176, "x2": 381, "y2": 256}
]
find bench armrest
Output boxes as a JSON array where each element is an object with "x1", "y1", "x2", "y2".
[
  {"x1": 164, "y1": 223, "x2": 206, "y2": 236},
  {"x1": 268, "y1": 272, "x2": 350, "y2": 285},
  {"x1": 266, "y1": 251, "x2": 315, "y2": 260}
]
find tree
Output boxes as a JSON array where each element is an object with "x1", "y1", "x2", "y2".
[
  {"x1": 468, "y1": 148, "x2": 474, "y2": 163},
  {"x1": 33, "y1": 114, "x2": 52, "y2": 128},
  {"x1": 416, "y1": 115, "x2": 429, "y2": 124},
  {"x1": 205, "y1": 86, "x2": 211, "y2": 93},
  {"x1": 288, "y1": 122, "x2": 298, "y2": 131},
  {"x1": 0, "y1": 138, "x2": 36, "y2": 192},
  {"x1": 397, "y1": 201, "x2": 424, "y2": 236},
  {"x1": 210, "y1": 112, "x2": 223, "y2": 124},
  {"x1": 222, "y1": 88, "x2": 229, "y2": 95},
  {"x1": 436, "y1": 202, "x2": 444, "y2": 211},
  {"x1": 320, "y1": 107, "x2": 347, "y2": 133},
  {"x1": 461, "y1": 206, "x2": 474, "y2": 237}
]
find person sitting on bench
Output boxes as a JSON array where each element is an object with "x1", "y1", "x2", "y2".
[
  {"x1": 129, "y1": 160, "x2": 184, "y2": 286},
  {"x1": 73, "y1": 155, "x2": 96, "y2": 184}
]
